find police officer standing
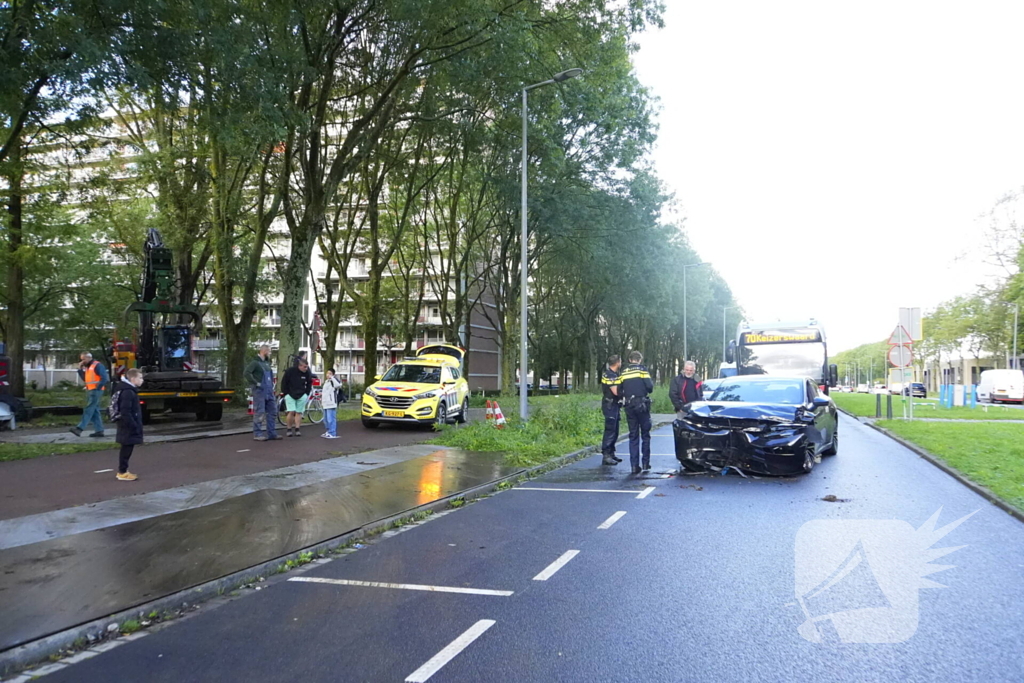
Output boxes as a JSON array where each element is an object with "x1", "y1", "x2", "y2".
[
  {"x1": 600, "y1": 354, "x2": 624, "y2": 466},
  {"x1": 619, "y1": 351, "x2": 654, "y2": 474}
]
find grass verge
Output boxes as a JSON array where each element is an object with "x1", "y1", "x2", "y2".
[
  {"x1": 0, "y1": 441, "x2": 114, "y2": 462},
  {"x1": 833, "y1": 392, "x2": 1024, "y2": 420},
  {"x1": 430, "y1": 393, "x2": 603, "y2": 467},
  {"x1": 877, "y1": 419, "x2": 1024, "y2": 511}
]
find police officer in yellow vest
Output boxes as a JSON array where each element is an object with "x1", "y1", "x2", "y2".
[
  {"x1": 70, "y1": 352, "x2": 110, "y2": 437},
  {"x1": 599, "y1": 354, "x2": 624, "y2": 466},
  {"x1": 618, "y1": 350, "x2": 654, "y2": 474}
]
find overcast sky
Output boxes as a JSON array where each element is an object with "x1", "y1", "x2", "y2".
[{"x1": 632, "y1": 1, "x2": 1024, "y2": 352}]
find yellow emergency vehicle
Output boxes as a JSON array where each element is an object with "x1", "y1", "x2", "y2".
[{"x1": 361, "y1": 344, "x2": 470, "y2": 428}]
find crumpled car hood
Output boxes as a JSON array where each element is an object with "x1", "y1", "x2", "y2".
[{"x1": 683, "y1": 401, "x2": 802, "y2": 423}]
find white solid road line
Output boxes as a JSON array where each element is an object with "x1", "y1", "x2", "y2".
[
  {"x1": 287, "y1": 577, "x2": 513, "y2": 597},
  {"x1": 597, "y1": 511, "x2": 627, "y2": 529},
  {"x1": 405, "y1": 619, "x2": 496, "y2": 683},
  {"x1": 636, "y1": 486, "x2": 655, "y2": 499},
  {"x1": 533, "y1": 550, "x2": 580, "y2": 581},
  {"x1": 513, "y1": 487, "x2": 637, "y2": 494},
  {"x1": 93, "y1": 469, "x2": 114, "y2": 474}
]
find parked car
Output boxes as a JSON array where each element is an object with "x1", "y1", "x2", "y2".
[
  {"x1": 856, "y1": 383, "x2": 869, "y2": 393},
  {"x1": 901, "y1": 382, "x2": 926, "y2": 398},
  {"x1": 361, "y1": 344, "x2": 469, "y2": 428},
  {"x1": 672, "y1": 375, "x2": 838, "y2": 476},
  {"x1": 977, "y1": 369, "x2": 1024, "y2": 404}
]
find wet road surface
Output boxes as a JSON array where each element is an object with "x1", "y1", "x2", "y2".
[
  {"x1": 29, "y1": 415, "x2": 1024, "y2": 681},
  {"x1": 0, "y1": 449, "x2": 517, "y2": 652},
  {"x1": 0, "y1": 419, "x2": 434, "y2": 520}
]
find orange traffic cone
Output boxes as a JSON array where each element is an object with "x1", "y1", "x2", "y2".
[
  {"x1": 492, "y1": 401, "x2": 507, "y2": 429},
  {"x1": 247, "y1": 393, "x2": 254, "y2": 416},
  {"x1": 485, "y1": 400, "x2": 494, "y2": 423}
]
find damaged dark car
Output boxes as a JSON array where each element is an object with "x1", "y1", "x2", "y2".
[{"x1": 673, "y1": 376, "x2": 838, "y2": 476}]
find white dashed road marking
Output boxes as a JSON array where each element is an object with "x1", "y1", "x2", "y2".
[
  {"x1": 93, "y1": 469, "x2": 113, "y2": 474},
  {"x1": 533, "y1": 550, "x2": 580, "y2": 581},
  {"x1": 405, "y1": 619, "x2": 496, "y2": 682},
  {"x1": 636, "y1": 486, "x2": 655, "y2": 499},
  {"x1": 597, "y1": 511, "x2": 627, "y2": 529},
  {"x1": 288, "y1": 577, "x2": 513, "y2": 597}
]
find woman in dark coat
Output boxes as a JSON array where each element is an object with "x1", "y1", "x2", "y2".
[{"x1": 115, "y1": 368, "x2": 145, "y2": 481}]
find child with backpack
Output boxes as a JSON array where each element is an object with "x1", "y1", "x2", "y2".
[
  {"x1": 321, "y1": 368, "x2": 342, "y2": 439},
  {"x1": 110, "y1": 368, "x2": 144, "y2": 481}
]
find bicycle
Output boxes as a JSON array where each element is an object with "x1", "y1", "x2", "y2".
[{"x1": 277, "y1": 386, "x2": 325, "y2": 426}]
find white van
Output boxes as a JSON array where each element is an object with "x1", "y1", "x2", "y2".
[{"x1": 977, "y1": 369, "x2": 1024, "y2": 404}]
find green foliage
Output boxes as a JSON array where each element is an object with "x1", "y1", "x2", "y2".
[
  {"x1": 0, "y1": 442, "x2": 112, "y2": 462},
  {"x1": 119, "y1": 620, "x2": 141, "y2": 634},
  {"x1": 879, "y1": 420, "x2": 1024, "y2": 511},
  {"x1": 431, "y1": 394, "x2": 604, "y2": 467}
]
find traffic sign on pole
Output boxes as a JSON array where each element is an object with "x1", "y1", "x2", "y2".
[
  {"x1": 887, "y1": 325, "x2": 913, "y2": 346},
  {"x1": 888, "y1": 344, "x2": 912, "y2": 368}
]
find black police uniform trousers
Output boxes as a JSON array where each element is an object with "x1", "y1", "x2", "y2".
[
  {"x1": 600, "y1": 399, "x2": 621, "y2": 456},
  {"x1": 625, "y1": 401, "x2": 652, "y2": 468}
]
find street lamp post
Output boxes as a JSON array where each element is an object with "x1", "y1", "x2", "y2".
[
  {"x1": 520, "y1": 68, "x2": 583, "y2": 421},
  {"x1": 1013, "y1": 303, "x2": 1019, "y2": 370},
  {"x1": 682, "y1": 262, "x2": 710, "y2": 362},
  {"x1": 722, "y1": 305, "x2": 740, "y2": 362}
]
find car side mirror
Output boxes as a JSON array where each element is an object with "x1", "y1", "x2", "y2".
[
  {"x1": 828, "y1": 364, "x2": 839, "y2": 386},
  {"x1": 725, "y1": 341, "x2": 735, "y2": 364},
  {"x1": 812, "y1": 396, "x2": 830, "y2": 408},
  {"x1": 443, "y1": 380, "x2": 454, "y2": 386},
  {"x1": 374, "y1": 374, "x2": 382, "y2": 381}
]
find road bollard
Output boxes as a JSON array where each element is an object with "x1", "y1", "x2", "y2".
[
  {"x1": 886, "y1": 393, "x2": 893, "y2": 419},
  {"x1": 876, "y1": 393, "x2": 882, "y2": 418}
]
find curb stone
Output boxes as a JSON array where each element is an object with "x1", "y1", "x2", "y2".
[
  {"x1": 0, "y1": 419, "x2": 672, "y2": 679},
  {"x1": 836, "y1": 406, "x2": 1024, "y2": 525}
]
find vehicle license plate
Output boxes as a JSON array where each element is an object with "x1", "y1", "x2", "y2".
[
  {"x1": 384, "y1": 410, "x2": 405, "y2": 418},
  {"x1": 177, "y1": 392, "x2": 198, "y2": 397}
]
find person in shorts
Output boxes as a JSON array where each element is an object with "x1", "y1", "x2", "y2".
[{"x1": 281, "y1": 358, "x2": 312, "y2": 437}]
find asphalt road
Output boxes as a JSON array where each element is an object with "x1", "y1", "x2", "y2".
[{"x1": 38, "y1": 414, "x2": 1024, "y2": 682}]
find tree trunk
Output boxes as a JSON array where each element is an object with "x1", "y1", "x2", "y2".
[
  {"x1": 500, "y1": 304, "x2": 517, "y2": 397},
  {"x1": 4, "y1": 143, "x2": 26, "y2": 397},
  {"x1": 277, "y1": 226, "x2": 318, "y2": 379}
]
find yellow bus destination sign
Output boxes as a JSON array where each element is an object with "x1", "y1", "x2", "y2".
[{"x1": 741, "y1": 331, "x2": 821, "y2": 345}]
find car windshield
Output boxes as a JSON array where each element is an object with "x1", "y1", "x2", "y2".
[
  {"x1": 381, "y1": 364, "x2": 440, "y2": 384},
  {"x1": 710, "y1": 380, "x2": 807, "y2": 405}
]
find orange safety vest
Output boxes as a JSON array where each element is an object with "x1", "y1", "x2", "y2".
[{"x1": 84, "y1": 361, "x2": 103, "y2": 390}]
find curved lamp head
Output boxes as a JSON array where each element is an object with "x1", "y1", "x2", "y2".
[{"x1": 553, "y1": 68, "x2": 583, "y2": 82}]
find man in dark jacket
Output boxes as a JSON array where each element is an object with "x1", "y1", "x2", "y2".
[
  {"x1": 244, "y1": 345, "x2": 281, "y2": 441},
  {"x1": 281, "y1": 357, "x2": 313, "y2": 437},
  {"x1": 670, "y1": 361, "x2": 703, "y2": 412},
  {"x1": 619, "y1": 351, "x2": 654, "y2": 474},
  {"x1": 114, "y1": 368, "x2": 144, "y2": 481}
]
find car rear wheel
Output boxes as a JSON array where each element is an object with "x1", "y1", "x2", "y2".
[{"x1": 455, "y1": 397, "x2": 468, "y2": 424}]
